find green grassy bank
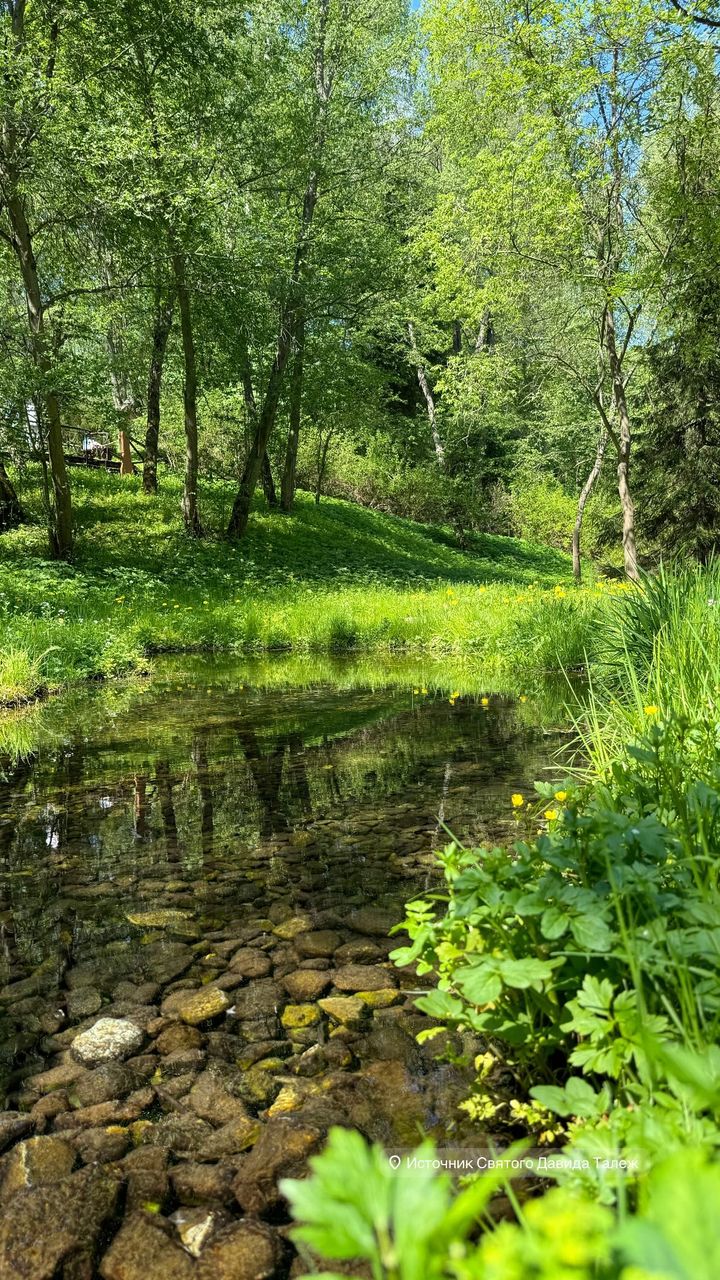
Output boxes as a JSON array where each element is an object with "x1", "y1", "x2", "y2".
[{"x1": 0, "y1": 468, "x2": 608, "y2": 705}]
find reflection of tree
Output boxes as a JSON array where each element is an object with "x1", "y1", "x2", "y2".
[
  {"x1": 133, "y1": 775, "x2": 149, "y2": 840},
  {"x1": 0, "y1": 755, "x2": 33, "y2": 865},
  {"x1": 237, "y1": 729, "x2": 290, "y2": 838},
  {"x1": 192, "y1": 734, "x2": 214, "y2": 863},
  {"x1": 155, "y1": 760, "x2": 179, "y2": 863},
  {"x1": 286, "y1": 733, "x2": 313, "y2": 818}
]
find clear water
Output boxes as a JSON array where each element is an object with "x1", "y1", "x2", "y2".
[{"x1": 0, "y1": 655, "x2": 569, "y2": 1092}]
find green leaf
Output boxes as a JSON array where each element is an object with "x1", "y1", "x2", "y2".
[
  {"x1": 541, "y1": 906, "x2": 570, "y2": 939},
  {"x1": 498, "y1": 956, "x2": 554, "y2": 988},
  {"x1": 454, "y1": 961, "x2": 502, "y2": 1005},
  {"x1": 570, "y1": 915, "x2": 612, "y2": 952}
]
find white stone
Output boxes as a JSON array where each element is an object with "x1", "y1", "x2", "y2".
[{"x1": 70, "y1": 1017, "x2": 144, "y2": 1066}]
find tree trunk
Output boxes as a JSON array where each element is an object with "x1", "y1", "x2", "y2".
[
  {"x1": 171, "y1": 247, "x2": 202, "y2": 536},
  {"x1": 0, "y1": 458, "x2": 24, "y2": 532},
  {"x1": 227, "y1": 344, "x2": 291, "y2": 537},
  {"x1": 237, "y1": 333, "x2": 277, "y2": 508},
  {"x1": 572, "y1": 430, "x2": 608, "y2": 581},
  {"x1": 119, "y1": 430, "x2": 134, "y2": 475},
  {"x1": 315, "y1": 428, "x2": 332, "y2": 504},
  {"x1": 227, "y1": 0, "x2": 329, "y2": 539},
  {"x1": 144, "y1": 287, "x2": 174, "y2": 494},
  {"x1": 408, "y1": 323, "x2": 445, "y2": 467},
  {"x1": 6, "y1": 192, "x2": 72, "y2": 558},
  {"x1": 280, "y1": 311, "x2": 306, "y2": 512},
  {"x1": 604, "y1": 307, "x2": 639, "y2": 580},
  {"x1": 262, "y1": 452, "x2": 278, "y2": 507}
]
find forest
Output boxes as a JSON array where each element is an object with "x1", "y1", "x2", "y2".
[{"x1": 1, "y1": 1, "x2": 720, "y2": 1278}]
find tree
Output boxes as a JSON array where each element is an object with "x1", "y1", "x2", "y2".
[
  {"x1": 419, "y1": 0, "x2": 682, "y2": 577},
  {"x1": 0, "y1": 1, "x2": 74, "y2": 557}
]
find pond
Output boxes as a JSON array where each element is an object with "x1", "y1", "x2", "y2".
[{"x1": 0, "y1": 656, "x2": 571, "y2": 1273}]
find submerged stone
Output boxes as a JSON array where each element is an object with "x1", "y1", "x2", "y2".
[
  {"x1": 318, "y1": 996, "x2": 367, "y2": 1028},
  {"x1": 196, "y1": 1218, "x2": 281, "y2": 1280},
  {"x1": 126, "y1": 910, "x2": 192, "y2": 929},
  {"x1": 280, "y1": 1003, "x2": 321, "y2": 1030},
  {"x1": 0, "y1": 1135, "x2": 75, "y2": 1202},
  {"x1": 71, "y1": 1017, "x2": 145, "y2": 1066},
  {"x1": 99, "y1": 1209, "x2": 195, "y2": 1280},
  {"x1": 176, "y1": 988, "x2": 230, "y2": 1025},
  {"x1": 232, "y1": 1117, "x2": 323, "y2": 1215},
  {"x1": 333, "y1": 965, "x2": 397, "y2": 993},
  {"x1": 0, "y1": 1164, "x2": 121, "y2": 1280}
]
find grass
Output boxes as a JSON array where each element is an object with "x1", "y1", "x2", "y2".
[{"x1": 0, "y1": 467, "x2": 614, "y2": 706}]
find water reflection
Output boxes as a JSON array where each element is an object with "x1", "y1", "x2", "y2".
[{"x1": 0, "y1": 656, "x2": 569, "y2": 1089}]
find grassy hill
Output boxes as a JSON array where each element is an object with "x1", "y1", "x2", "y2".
[{"x1": 0, "y1": 469, "x2": 598, "y2": 704}]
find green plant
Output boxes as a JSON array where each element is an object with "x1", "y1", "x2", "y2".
[{"x1": 285, "y1": 1132, "x2": 720, "y2": 1280}]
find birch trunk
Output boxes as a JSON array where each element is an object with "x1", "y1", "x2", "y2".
[
  {"x1": 144, "y1": 287, "x2": 174, "y2": 494},
  {"x1": 280, "y1": 311, "x2": 306, "y2": 511},
  {"x1": 572, "y1": 431, "x2": 608, "y2": 581},
  {"x1": 171, "y1": 247, "x2": 202, "y2": 535},
  {"x1": 604, "y1": 307, "x2": 639, "y2": 580}
]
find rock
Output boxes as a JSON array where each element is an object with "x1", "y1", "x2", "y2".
[
  {"x1": 232, "y1": 1117, "x2": 323, "y2": 1215},
  {"x1": 196, "y1": 1219, "x2": 281, "y2": 1280},
  {"x1": 0, "y1": 1111, "x2": 34, "y2": 1152},
  {"x1": 176, "y1": 988, "x2": 230, "y2": 1026},
  {"x1": 334, "y1": 938, "x2": 382, "y2": 965},
  {"x1": 292, "y1": 1041, "x2": 353, "y2": 1077},
  {"x1": 188, "y1": 1071, "x2": 254, "y2": 1128},
  {"x1": 25, "y1": 1060, "x2": 86, "y2": 1096},
  {"x1": 29, "y1": 1092, "x2": 69, "y2": 1123},
  {"x1": 126, "y1": 909, "x2": 192, "y2": 929},
  {"x1": 123, "y1": 1146, "x2": 170, "y2": 1214},
  {"x1": 160, "y1": 987, "x2": 202, "y2": 1017},
  {"x1": 0, "y1": 1135, "x2": 75, "y2": 1202},
  {"x1": 236, "y1": 1040, "x2": 291, "y2": 1069},
  {"x1": 159, "y1": 1048, "x2": 206, "y2": 1078},
  {"x1": 272, "y1": 915, "x2": 313, "y2": 940},
  {"x1": 66, "y1": 987, "x2": 103, "y2": 1022},
  {"x1": 235, "y1": 1066, "x2": 281, "y2": 1110},
  {"x1": 72, "y1": 1126, "x2": 131, "y2": 1164},
  {"x1": 348, "y1": 908, "x2": 400, "y2": 936},
  {"x1": 0, "y1": 1165, "x2": 121, "y2": 1280},
  {"x1": 282, "y1": 970, "x2": 331, "y2": 1002},
  {"x1": 228, "y1": 949, "x2": 273, "y2": 979},
  {"x1": 281, "y1": 1003, "x2": 321, "y2": 1030},
  {"x1": 71, "y1": 1062, "x2": 137, "y2": 1109},
  {"x1": 333, "y1": 965, "x2": 397, "y2": 993},
  {"x1": 318, "y1": 997, "x2": 368, "y2": 1028},
  {"x1": 154, "y1": 1023, "x2": 204, "y2": 1055},
  {"x1": 170, "y1": 1161, "x2": 233, "y2": 1206},
  {"x1": 71, "y1": 1018, "x2": 145, "y2": 1066},
  {"x1": 356, "y1": 989, "x2": 402, "y2": 1009},
  {"x1": 114, "y1": 981, "x2": 161, "y2": 1004},
  {"x1": 294, "y1": 930, "x2": 341, "y2": 959},
  {"x1": 53, "y1": 1087, "x2": 155, "y2": 1131},
  {"x1": 169, "y1": 1206, "x2": 220, "y2": 1257},
  {"x1": 228, "y1": 980, "x2": 282, "y2": 1021},
  {"x1": 142, "y1": 1112, "x2": 214, "y2": 1156},
  {"x1": 198, "y1": 1115, "x2": 262, "y2": 1159},
  {"x1": 99, "y1": 1210, "x2": 194, "y2": 1280}
]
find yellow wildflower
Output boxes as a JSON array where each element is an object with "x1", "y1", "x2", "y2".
[
  {"x1": 554, "y1": 790, "x2": 567, "y2": 802},
  {"x1": 643, "y1": 704, "x2": 659, "y2": 716},
  {"x1": 519, "y1": 694, "x2": 527, "y2": 703},
  {"x1": 481, "y1": 696, "x2": 489, "y2": 706},
  {"x1": 511, "y1": 793, "x2": 524, "y2": 808},
  {"x1": 544, "y1": 809, "x2": 558, "y2": 821}
]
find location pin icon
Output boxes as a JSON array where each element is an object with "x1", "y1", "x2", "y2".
[{"x1": 389, "y1": 1154, "x2": 401, "y2": 1170}]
